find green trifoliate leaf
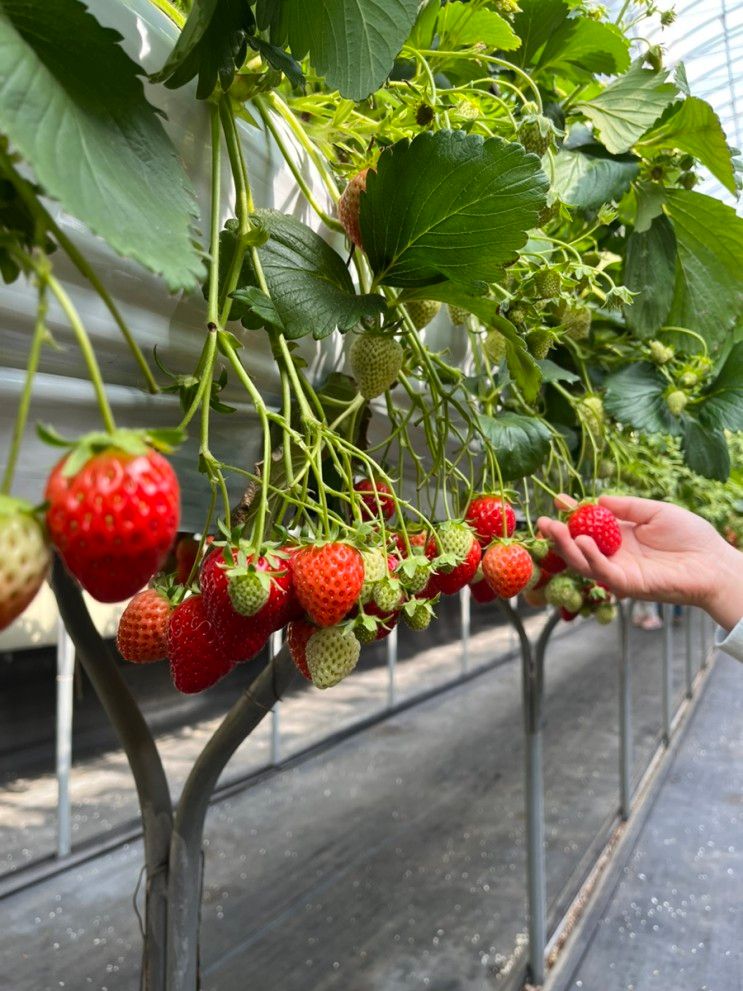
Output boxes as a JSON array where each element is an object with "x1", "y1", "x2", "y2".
[
  {"x1": 436, "y1": 1, "x2": 519, "y2": 51},
  {"x1": 698, "y1": 343, "x2": 743, "y2": 433},
  {"x1": 477, "y1": 412, "x2": 552, "y2": 481},
  {"x1": 361, "y1": 130, "x2": 548, "y2": 288},
  {"x1": 576, "y1": 63, "x2": 678, "y2": 155},
  {"x1": 604, "y1": 363, "x2": 679, "y2": 435},
  {"x1": 234, "y1": 210, "x2": 386, "y2": 340},
  {"x1": 535, "y1": 16, "x2": 630, "y2": 76},
  {"x1": 0, "y1": 0, "x2": 202, "y2": 290},
  {"x1": 255, "y1": 0, "x2": 418, "y2": 101},
  {"x1": 663, "y1": 190, "x2": 743, "y2": 350},
  {"x1": 512, "y1": 0, "x2": 573, "y2": 66},
  {"x1": 552, "y1": 145, "x2": 639, "y2": 211},
  {"x1": 638, "y1": 97, "x2": 737, "y2": 195},
  {"x1": 623, "y1": 214, "x2": 677, "y2": 337},
  {"x1": 682, "y1": 418, "x2": 730, "y2": 481},
  {"x1": 151, "y1": 0, "x2": 255, "y2": 98}
]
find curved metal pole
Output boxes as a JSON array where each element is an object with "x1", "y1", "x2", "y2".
[
  {"x1": 661, "y1": 603, "x2": 673, "y2": 745},
  {"x1": 499, "y1": 601, "x2": 560, "y2": 987},
  {"x1": 165, "y1": 646, "x2": 296, "y2": 991},
  {"x1": 51, "y1": 559, "x2": 173, "y2": 991},
  {"x1": 618, "y1": 600, "x2": 633, "y2": 820}
]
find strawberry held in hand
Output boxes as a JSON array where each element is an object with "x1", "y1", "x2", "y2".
[
  {"x1": 482, "y1": 541, "x2": 534, "y2": 598},
  {"x1": 292, "y1": 541, "x2": 364, "y2": 627},
  {"x1": 45, "y1": 432, "x2": 180, "y2": 603},
  {"x1": 567, "y1": 502, "x2": 622, "y2": 556},
  {"x1": 0, "y1": 496, "x2": 50, "y2": 631},
  {"x1": 167, "y1": 595, "x2": 234, "y2": 694},
  {"x1": 465, "y1": 495, "x2": 516, "y2": 546},
  {"x1": 116, "y1": 587, "x2": 172, "y2": 663}
]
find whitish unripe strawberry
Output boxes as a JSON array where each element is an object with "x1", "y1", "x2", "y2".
[
  {"x1": 483, "y1": 329, "x2": 507, "y2": 362},
  {"x1": 360, "y1": 547, "x2": 387, "y2": 603},
  {"x1": 405, "y1": 299, "x2": 441, "y2": 329},
  {"x1": 0, "y1": 498, "x2": 50, "y2": 631},
  {"x1": 349, "y1": 333, "x2": 403, "y2": 399},
  {"x1": 427, "y1": 522, "x2": 475, "y2": 572},
  {"x1": 649, "y1": 340, "x2": 674, "y2": 365},
  {"x1": 579, "y1": 395, "x2": 605, "y2": 437},
  {"x1": 595, "y1": 602, "x2": 617, "y2": 625},
  {"x1": 447, "y1": 305, "x2": 470, "y2": 325},
  {"x1": 666, "y1": 390, "x2": 688, "y2": 417},
  {"x1": 373, "y1": 576, "x2": 404, "y2": 613},
  {"x1": 338, "y1": 169, "x2": 369, "y2": 249},
  {"x1": 306, "y1": 627, "x2": 361, "y2": 689},
  {"x1": 397, "y1": 553, "x2": 430, "y2": 594},
  {"x1": 545, "y1": 574, "x2": 583, "y2": 613}
]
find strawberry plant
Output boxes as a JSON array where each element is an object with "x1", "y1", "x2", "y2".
[{"x1": 0, "y1": 0, "x2": 741, "y2": 986}]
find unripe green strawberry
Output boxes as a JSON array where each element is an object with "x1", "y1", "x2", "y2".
[
  {"x1": 595, "y1": 602, "x2": 617, "y2": 625},
  {"x1": 561, "y1": 304, "x2": 591, "y2": 340},
  {"x1": 679, "y1": 371, "x2": 698, "y2": 388},
  {"x1": 349, "y1": 333, "x2": 403, "y2": 399},
  {"x1": 579, "y1": 395, "x2": 605, "y2": 437},
  {"x1": 518, "y1": 116, "x2": 556, "y2": 156},
  {"x1": 228, "y1": 570, "x2": 269, "y2": 617},
  {"x1": 428, "y1": 522, "x2": 475, "y2": 571},
  {"x1": 306, "y1": 627, "x2": 361, "y2": 689},
  {"x1": 545, "y1": 574, "x2": 583, "y2": 613},
  {"x1": 373, "y1": 576, "x2": 404, "y2": 613},
  {"x1": 483, "y1": 328, "x2": 507, "y2": 362},
  {"x1": 406, "y1": 299, "x2": 441, "y2": 329},
  {"x1": 666, "y1": 390, "x2": 688, "y2": 417},
  {"x1": 353, "y1": 616, "x2": 379, "y2": 645},
  {"x1": 507, "y1": 304, "x2": 528, "y2": 327},
  {"x1": 649, "y1": 340, "x2": 674, "y2": 365},
  {"x1": 398, "y1": 554, "x2": 430, "y2": 594},
  {"x1": 416, "y1": 102, "x2": 435, "y2": 126},
  {"x1": 537, "y1": 202, "x2": 559, "y2": 227},
  {"x1": 494, "y1": 0, "x2": 520, "y2": 15},
  {"x1": 526, "y1": 329, "x2": 553, "y2": 359},
  {"x1": 533, "y1": 268, "x2": 561, "y2": 299},
  {"x1": 403, "y1": 599, "x2": 434, "y2": 631},
  {"x1": 447, "y1": 304, "x2": 470, "y2": 325}
]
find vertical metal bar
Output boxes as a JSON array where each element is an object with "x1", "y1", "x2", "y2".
[
  {"x1": 270, "y1": 631, "x2": 282, "y2": 765},
  {"x1": 618, "y1": 600, "x2": 632, "y2": 820},
  {"x1": 684, "y1": 606, "x2": 693, "y2": 699},
  {"x1": 460, "y1": 585, "x2": 470, "y2": 676},
  {"x1": 700, "y1": 607, "x2": 708, "y2": 669},
  {"x1": 55, "y1": 616, "x2": 75, "y2": 859},
  {"x1": 509, "y1": 597, "x2": 517, "y2": 653},
  {"x1": 526, "y1": 727, "x2": 546, "y2": 985},
  {"x1": 386, "y1": 625, "x2": 398, "y2": 708},
  {"x1": 662, "y1": 603, "x2": 673, "y2": 745}
]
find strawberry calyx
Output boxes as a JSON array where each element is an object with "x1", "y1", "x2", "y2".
[
  {"x1": 37, "y1": 425, "x2": 185, "y2": 478},
  {"x1": 0, "y1": 493, "x2": 42, "y2": 519}
]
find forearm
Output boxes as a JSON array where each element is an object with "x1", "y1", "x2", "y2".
[{"x1": 702, "y1": 543, "x2": 743, "y2": 631}]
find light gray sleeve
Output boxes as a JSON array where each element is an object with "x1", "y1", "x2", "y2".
[{"x1": 716, "y1": 617, "x2": 743, "y2": 663}]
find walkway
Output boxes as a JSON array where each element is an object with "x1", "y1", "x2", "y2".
[{"x1": 0, "y1": 611, "x2": 715, "y2": 990}]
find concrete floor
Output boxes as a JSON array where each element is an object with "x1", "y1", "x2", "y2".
[
  {"x1": 0, "y1": 609, "x2": 708, "y2": 990},
  {"x1": 561, "y1": 653, "x2": 742, "y2": 991}
]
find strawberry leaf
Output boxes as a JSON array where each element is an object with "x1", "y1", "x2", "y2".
[
  {"x1": 622, "y1": 214, "x2": 677, "y2": 337},
  {"x1": 698, "y1": 342, "x2": 743, "y2": 432},
  {"x1": 682, "y1": 418, "x2": 730, "y2": 481},
  {"x1": 436, "y1": 2, "x2": 519, "y2": 52},
  {"x1": 0, "y1": 0, "x2": 202, "y2": 290},
  {"x1": 604, "y1": 364, "x2": 679, "y2": 435},
  {"x1": 552, "y1": 145, "x2": 639, "y2": 211},
  {"x1": 255, "y1": 0, "x2": 419, "y2": 101},
  {"x1": 477, "y1": 413, "x2": 552, "y2": 481},
  {"x1": 362, "y1": 131, "x2": 548, "y2": 288}
]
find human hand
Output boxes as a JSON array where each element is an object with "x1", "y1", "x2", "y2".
[{"x1": 537, "y1": 494, "x2": 743, "y2": 631}]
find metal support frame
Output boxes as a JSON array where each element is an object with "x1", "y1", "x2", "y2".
[
  {"x1": 386, "y1": 625, "x2": 398, "y2": 708},
  {"x1": 460, "y1": 586, "x2": 470, "y2": 675},
  {"x1": 684, "y1": 606, "x2": 694, "y2": 699},
  {"x1": 661, "y1": 603, "x2": 673, "y2": 745},
  {"x1": 700, "y1": 607, "x2": 708, "y2": 668},
  {"x1": 618, "y1": 601, "x2": 633, "y2": 821},
  {"x1": 55, "y1": 616, "x2": 75, "y2": 859}
]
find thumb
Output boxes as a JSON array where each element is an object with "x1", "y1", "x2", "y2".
[{"x1": 554, "y1": 492, "x2": 577, "y2": 512}]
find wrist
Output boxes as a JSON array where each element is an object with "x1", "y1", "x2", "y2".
[{"x1": 702, "y1": 543, "x2": 743, "y2": 631}]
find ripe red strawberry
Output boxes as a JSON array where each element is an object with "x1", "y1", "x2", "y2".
[
  {"x1": 116, "y1": 588, "x2": 171, "y2": 663},
  {"x1": 560, "y1": 607, "x2": 579, "y2": 622},
  {"x1": 0, "y1": 497, "x2": 50, "y2": 631},
  {"x1": 167, "y1": 595, "x2": 234, "y2": 693},
  {"x1": 46, "y1": 446, "x2": 180, "y2": 602},
  {"x1": 436, "y1": 538, "x2": 482, "y2": 595},
  {"x1": 540, "y1": 548, "x2": 567, "y2": 576},
  {"x1": 392, "y1": 530, "x2": 427, "y2": 555},
  {"x1": 356, "y1": 479, "x2": 395, "y2": 520},
  {"x1": 175, "y1": 536, "x2": 199, "y2": 584},
  {"x1": 338, "y1": 168, "x2": 369, "y2": 248},
  {"x1": 287, "y1": 618, "x2": 317, "y2": 680},
  {"x1": 292, "y1": 542, "x2": 364, "y2": 627},
  {"x1": 469, "y1": 577, "x2": 497, "y2": 604},
  {"x1": 199, "y1": 549, "x2": 271, "y2": 661},
  {"x1": 465, "y1": 496, "x2": 516, "y2": 546},
  {"x1": 482, "y1": 542, "x2": 534, "y2": 598},
  {"x1": 567, "y1": 503, "x2": 622, "y2": 556}
]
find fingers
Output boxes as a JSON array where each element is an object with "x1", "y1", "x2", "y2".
[
  {"x1": 554, "y1": 492, "x2": 577, "y2": 512},
  {"x1": 573, "y1": 535, "x2": 625, "y2": 594},
  {"x1": 598, "y1": 494, "x2": 662, "y2": 525},
  {"x1": 537, "y1": 519, "x2": 591, "y2": 574}
]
